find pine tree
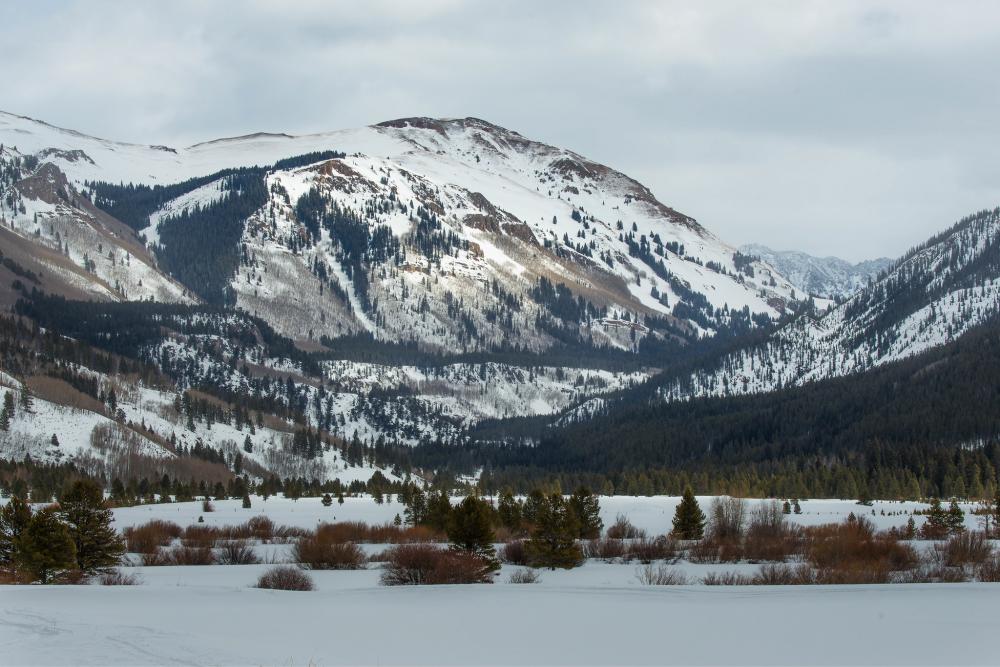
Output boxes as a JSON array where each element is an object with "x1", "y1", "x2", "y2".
[
  {"x1": 525, "y1": 494, "x2": 583, "y2": 569},
  {"x1": 58, "y1": 479, "x2": 125, "y2": 573},
  {"x1": 243, "y1": 435, "x2": 253, "y2": 453},
  {"x1": 424, "y1": 490, "x2": 453, "y2": 532},
  {"x1": 15, "y1": 507, "x2": 77, "y2": 583},
  {"x1": 19, "y1": 387, "x2": 33, "y2": 412},
  {"x1": 242, "y1": 494, "x2": 252, "y2": 509},
  {"x1": 793, "y1": 499, "x2": 802, "y2": 514},
  {"x1": 946, "y1": 499, "x2": 966, "y2": 534},
  {"x1": 0, "y1": 496, "x2": 32, "y2": 567},
  {"x1": 447, "y1": 496, "x2": 499, "y2": 572},
  {"x1": 321, "y1": 493, "x2": 333, "y2": 507},
  {"x1": 0, "y1": 405, "x2": 9, "y2": 431},
  {"x1": 567, "y1": 487, "x2": 603, "y2": 539},
  {"x1": 921, "y1": 497, "x2": 950, "y2": 539},
  {"x1": 50, "y1": 434, "x2": 59, "y2": 447},
  {"x1": 671, "y1": 487, "x2": 706, "y2": 540},
  {"x1": 782, "y1": 500, "x2": 791, "y2": 514},
  {"x1": 497, "y1": 489, "x2": 522, "y2": 532}
]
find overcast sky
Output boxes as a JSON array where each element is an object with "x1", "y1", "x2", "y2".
[{"x1": 3, "y1": 1, "x2": 998, "y2": 261}]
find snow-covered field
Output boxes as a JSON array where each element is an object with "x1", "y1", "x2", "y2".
[
  {"x1": 3, "y1": 495, "x2": 998, "y2": 666},
  {"x1": 3, "y1": 574, "x2": 996, "y2": 666}
]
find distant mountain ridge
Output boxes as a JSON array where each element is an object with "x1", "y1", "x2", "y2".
[{"x1": 740, "y1": 243, "x2": 892, "y2": 299}]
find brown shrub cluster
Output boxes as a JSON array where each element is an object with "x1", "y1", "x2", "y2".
[
  {"x1": 380, "y1": 544, "x2": 494, "y2": 585},
  {"x1": 292, "y1": 532, "x2": 366, "y2": 570},
  {"x1": 122, "y1": 520, "x2": 182, "y2": 553},
  {"x1": 256, "y1": 566, "x2": 314, "y2": 591}
]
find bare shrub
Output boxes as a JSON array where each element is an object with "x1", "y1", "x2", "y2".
[
  {"x1": 292, "y1": 532, "x2": 366, "y2": 570},
  {"x1": 752, "y1": 563, "x2": 813, "y2": 585},
  {"x1": 256, "y1": 566, "x2": 314, "y2": 591},
  {"x1": 98, "y1": 570, "x2": 143, "y2": 585},
  {"x1": 379, "y1": 544, "x2": 494, "y2": 585},
  {"x1": 701, "y1": 571, "x2": 753, "y2": 585},
  {"x1": 217, "y1": 541, "x2": 260, "y2": 565},
  {"x1": 625, "y1": 537, "x2": 678, "y2": 564},
  {"x1": 168, "y1": 546, "x2": 216, "y2": 566},
  {"x1": 898, "y1": 564, "x2": 969, "y2": 583},
  {"x1": 508, "y1": 568, "x2": 541, "y2": 584},
  {"x1": 181, "y1": 525, "x2": 222, "y2": 548},
  {"x1": 976, "y1": 556, "x2": 1000, "y2": 582},
  {"x1": 140, "y1": 549, "x2": 173, "y2": 566},
  {"x1": 939, "y1": 531, "x2": 992, "y2": 567},
  {"x1": 606, "y1": 514, "x2": 646, "y2": 540},
  {"x1": 499, "y1": 540, "x2": 529, "y2": 566},
  {"x1": 122, "y1": 520, "x2": 182, "y2": 553},
  {"x1": 805, "y1": 516, "x2": 917, "y2": 576},
  {"x1": 583, "y1": 537, "x2": 627, "y2": 561},
  {"x1": 689, "y1": 536, "x2": 743, "y2": 563},
  {"x1": 245, "y1": 516, "x2": 275, "y2": 543},
  {"x1": 635, "y1": 563, "x2": 688, "y2": 585},
  {"x1": 743, "y1": 502, "x2": 801, "y2": 563},
  {"x1": 306, "y1": 521, "x2": 441, "y2": 544},
  {"x1": 708, "y1": 497, "x2": 747, "y2": 541}
]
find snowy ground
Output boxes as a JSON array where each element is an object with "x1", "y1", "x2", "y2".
[
  {"x1": 2, "y1": 496, "x2": 997, "y2": 666},
  {"x1": 109, "y1": 494, "x2": 985, "y2": 534},
  {"x1": 2, "y1": 575, "x2": 996, "y2": 666}
]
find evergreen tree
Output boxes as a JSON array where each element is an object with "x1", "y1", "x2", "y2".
[
  {"x1": 242, "y1": 494, "x2": 252, "y2": 509},
  {"x1": 946, "y1": 499, "x2": 966, "y2": 534},
  {"x1": 424, "y1": 490, "x2": 453, "y2": 532},
  {"x1": 321, "y1": 493, "x2": 333, "y2": 507},
  {"x1": 0, "y1": 496, "x2": 31, "y2": 568},
  {"x1": 58, "y1": 479, "x2": 125, "y2": 573},
  {"x1": 567, "y1": 487, "x2": 603, "y2": 539},
  {"x1": 497, "y1": 489, "x2": 522, "y2": 532},
  {"x1": 921, "y1": 497, "x2": 950, "y2": 539},
  {"x1": 782, "y1": 500, "x2": 791, "y2": 514},
  {"x1": 525, "y1": 494, "x2": 583, "y2": 569},
  {"x1": 19, "y1": 387, "x2": 33, "y2": 412},
  {"x1": 793, "y1": 499, "x2": 802, "y2": 514},
  {"x1": 15, "y1": 507, "x2": 77, "y2": 583},
  {"x1": 671, "y1": 486, "x2": 706, "y2": 540},
  {"x1": 447, "y1": 496, "x2": 499, "y2": 572}
]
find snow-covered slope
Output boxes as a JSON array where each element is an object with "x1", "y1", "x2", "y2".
[
  {"x1": 741, "y1": 243, "x2": 891, "y2": 299},
  {"x1": 664, "y1": 208, "x2": 1000, "y2": 399},
  {"x1": 1, "y1": 111, "x2": 803, "y2": 352}
]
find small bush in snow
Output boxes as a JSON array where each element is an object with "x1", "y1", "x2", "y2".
[
  {"x1": 507, "y1": 568, "x2": 541, "y2": 584},
  {"x1": 122, "y1": 520, "x2": 181, "y2": 554},
  {"x1": 606, "y1": 514, "x2": 645, "y2": 540},
  {"x1": 499, "y1": 540, "x2": 529, "y2": 565},
  {"x1": 98, "y1": 569, "x2": 143, "y2": 585},
  {"x1": 293, "y1": 535, "x2": 365, "y2": 570},
  {"x1": 635, "y1": 563, "x2": 688, "y2": 585},
  {"x1": 380, "y1": 544, "x2": 494, "y2": 585},
  {"x1": 256, "y1": 566, "x2": 314, "y2": 591},
  {"x1": 976, "y1": 555, "x2": 1000, "y2": 582},
  {"x1": 217, "y1": 541, "x2": 260, "y2": 565},
  {"x1": 938, "y1": 531, "x2": 992, "y2": 567}
]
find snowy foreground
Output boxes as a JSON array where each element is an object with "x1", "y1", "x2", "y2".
[{"x1": 2, "y1": 496, "x2": 998, "y2": 666}]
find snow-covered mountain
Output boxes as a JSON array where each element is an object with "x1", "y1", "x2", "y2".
[
  {"x1": 740, "y1": 243, "x2": 891, "y2": 299},
  {"x1": 664, "y1": 208, "x2": 1000, "y2": 400},
  {"x1": 1, "y1": 110, "x2": 804, "y2": 354}
]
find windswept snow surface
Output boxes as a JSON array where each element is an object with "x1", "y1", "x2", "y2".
[{"x1": 2, "y1": 574, "x2": 996, "y2": 666}]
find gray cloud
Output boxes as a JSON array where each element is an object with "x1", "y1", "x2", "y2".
[{"x1": 3, "y1": 0, "x2": 998, "y2": 260}]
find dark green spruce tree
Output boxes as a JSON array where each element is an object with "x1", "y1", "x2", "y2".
[
  {"x1": 567, "y1": 487, "x2": 603, "y2": 539},
  {"x1": 525, "y1": 494, "x2": 583, "y2": 569},
  {"x1": 447, "y1": 496, "x2": 499, "y2": 574},
  {"x1": 671, "y1": 487, "x2": 706, "y2": 540},
  {"x1": 58, "y1": 479, "x2": 125, "y2": 573}
]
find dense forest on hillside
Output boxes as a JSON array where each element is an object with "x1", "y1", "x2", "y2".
[{"x1": 455, "y1": 320, "x2": 1000, "y2": 498}]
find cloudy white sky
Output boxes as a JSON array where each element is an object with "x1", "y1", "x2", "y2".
[{"x1": 3, "y1": 0, "x2": 998, "y2": 260}]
